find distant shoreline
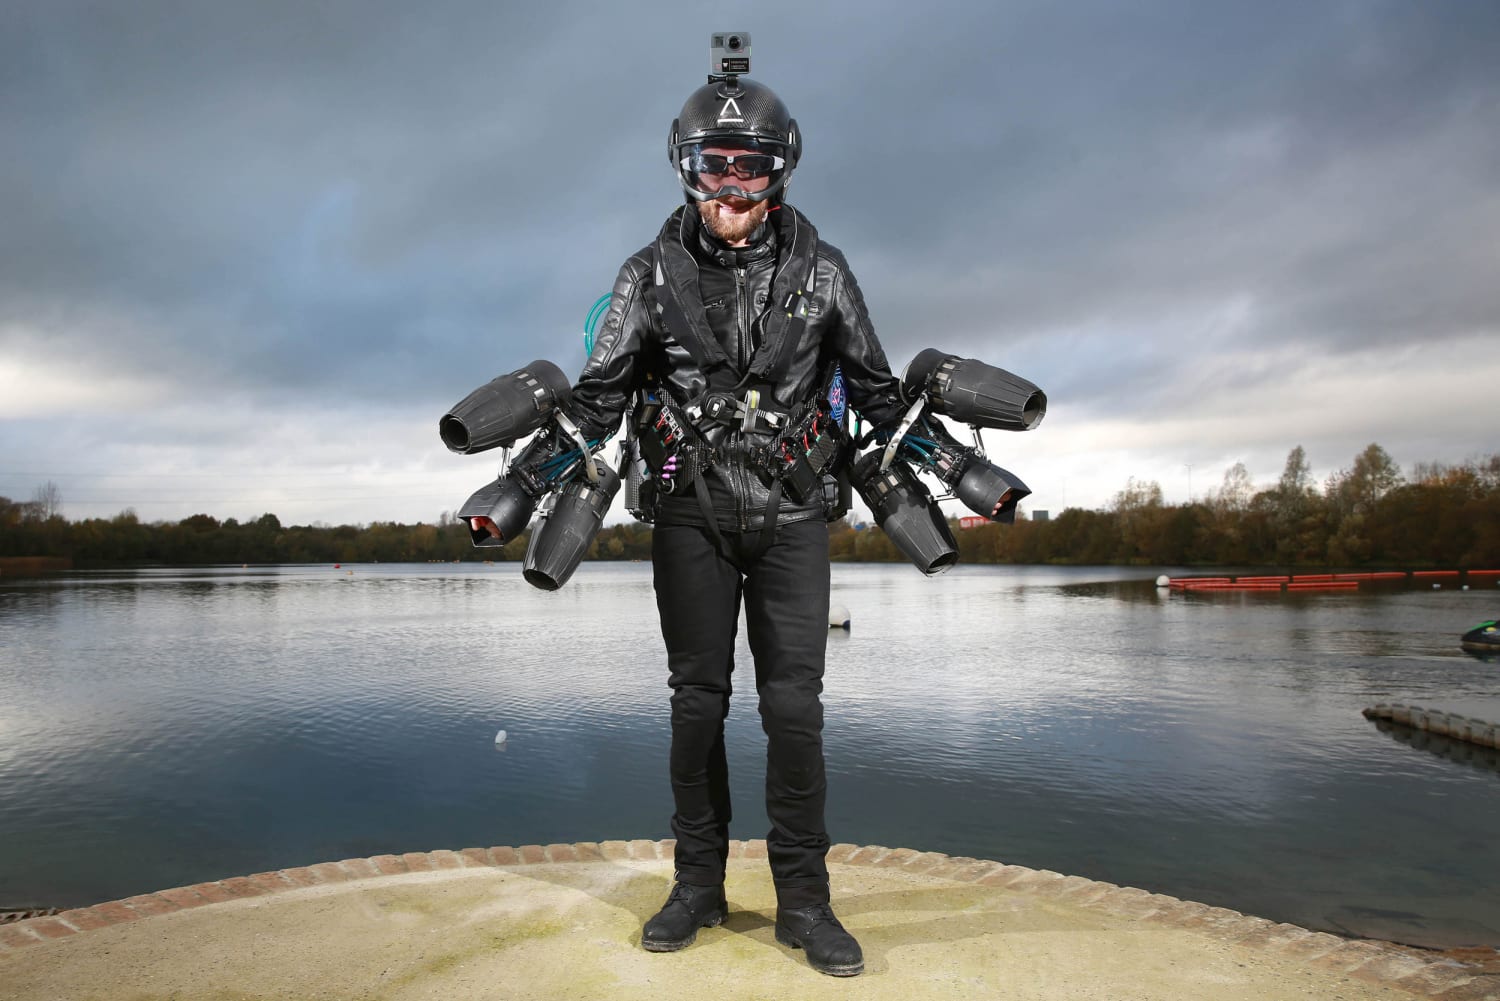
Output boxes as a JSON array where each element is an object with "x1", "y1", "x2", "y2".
[{"x1": 0, "y1": 556, "x2": 72, "y2": 574}]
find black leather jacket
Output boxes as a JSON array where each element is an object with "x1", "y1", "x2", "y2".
[{"x1": 571, "y1": 204, "x2": 906, "y2": 531}]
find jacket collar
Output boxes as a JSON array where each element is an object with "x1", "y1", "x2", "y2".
[
  {"x1": 692, "y1": 210, "x2": 779, "y2": 269},
  {"x1": 653, "y1": 203, "x2": 820, "y2": 401}
]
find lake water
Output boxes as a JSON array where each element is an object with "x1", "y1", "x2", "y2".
[{"x1": 1, "y1": 561, "x2": 1497, "y2": 949}]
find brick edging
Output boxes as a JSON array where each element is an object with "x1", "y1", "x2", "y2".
[{"x1": 1, "y1": 840, "x2": 1493, "y2": 999}]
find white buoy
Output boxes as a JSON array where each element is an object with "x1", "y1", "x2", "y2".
[
  {"x1": 494, "y1": 729, "x2": 508, "y2": 744},
  {"x1": 1155, "y1": 575, "x2": 1170, "y2": 588},
  {"x1": 828, "y1": 604, "x2": 851, "y2": 630}
]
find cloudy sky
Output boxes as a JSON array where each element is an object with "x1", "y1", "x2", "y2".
[{"x1": 3, "y1": 0, "x2": 1497, "y2": 527}]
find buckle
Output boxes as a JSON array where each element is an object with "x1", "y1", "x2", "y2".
[
  {"x1": 737, "y1": 388, "x2": 786, "y2": 434},
  {"x1": 700, "y1": 393, "x2": 738, "y2": 425}
]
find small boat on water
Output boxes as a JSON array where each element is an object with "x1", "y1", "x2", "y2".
[{"x1": 1461, "y1": 620, "x2": 1500, "y2": 653}]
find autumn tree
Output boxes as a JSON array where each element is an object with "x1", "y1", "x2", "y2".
[
  {"x1": 1326, "y1": 444, "x2": 1403, "y2": 564},
  {"x1": 1267, "y1": 446, "x2": 1324, "y2": 564},
  {"x1": 1112, "y1": 477, "x2": 1170, "y2": 563}
]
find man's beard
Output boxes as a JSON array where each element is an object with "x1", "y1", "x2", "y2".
[{"x1": 698, "y1": 196, "x2": 770, "y2": 245}]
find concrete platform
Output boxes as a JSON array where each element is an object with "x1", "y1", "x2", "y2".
[
  {"x1": 1364, "y1": 703, "x2": 1500, "y2": 750},
  {"x1": 2, "y1": 840, "x2": 1495, "y2": 1001}
]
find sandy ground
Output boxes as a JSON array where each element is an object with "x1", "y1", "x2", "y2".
[{"x1": 0, "y1": 857, "x2": 1459, "y2": 1001}]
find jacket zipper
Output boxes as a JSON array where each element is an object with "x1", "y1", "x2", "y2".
[
  {"x1": 734, "y1": 267, "x2": 751, "y2": 368},
  {"x1": 733, "y1": 267, "x2": 751, "y2": 530}
]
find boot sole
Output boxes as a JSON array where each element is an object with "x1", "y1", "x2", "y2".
[
  {"x1": 641, "y1": 911, "x2": 726, "y2": 953},
  {"x1": 774, "y1": 925, "x2": 865, "y2": 976}
]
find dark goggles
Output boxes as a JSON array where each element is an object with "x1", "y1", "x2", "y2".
[
  {"x1": 679, "y1": 150, "x2": 786, "y2": 181},
  {"x1": 675, "y1": 140, "x2": 792, "y2": 203}
]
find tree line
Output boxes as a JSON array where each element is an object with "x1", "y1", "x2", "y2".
[
  {"x1": 4, "y1": 444, "x2": 1499, "y2": 568},
  {"x1": 929, "y1": 445, "x2": 1500, "y2": 568}
]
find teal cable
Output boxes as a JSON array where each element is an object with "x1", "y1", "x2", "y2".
[{"x1": 583, "y1": 293, "x2": 611, "y2": 355}]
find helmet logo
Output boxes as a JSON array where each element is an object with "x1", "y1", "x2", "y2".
[{"x1": 717, "y1": 97, "x2": 744, "y2": 125}]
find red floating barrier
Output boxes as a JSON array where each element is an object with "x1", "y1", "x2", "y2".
[
  {"x1": 1191, "y1": 583, "x2": 1283, "y2": 591},
  {"x1": 1286, "y1": 581, "x2": 1360, "y2": 590},
  {"x1": 1333, "y1": 573, "x2": 1373, "y2": 580},
  {"x1": 1369, "y1": 572, "x2": 1408, "y2": 580},
  {"x1": 1463, "y1": 569, "x2": 1500, "y2": 577},
  {"x1": 1235, "y1": 576, "x2": 1290, "y2": 584},
  {"x1": 1412, "y1": 570, "x2": 1460, "y2": 578},
  {"x1": 1292, "y1": 574, "x2": 1335, "y2": 582}
]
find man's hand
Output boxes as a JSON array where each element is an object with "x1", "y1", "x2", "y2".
[{"x1": 470, "y1": 516, "x2": 502, "y2": 539}]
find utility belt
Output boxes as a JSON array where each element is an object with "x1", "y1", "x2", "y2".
[{"x1": 635, "y1": 387, "x2": 848, "y2": 508}]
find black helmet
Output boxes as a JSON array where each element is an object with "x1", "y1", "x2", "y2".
[{"x1": 667, "y1": 76, "x2": 801, "y2": 204}]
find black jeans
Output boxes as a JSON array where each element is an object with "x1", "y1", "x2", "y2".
[{"x1": 652, "y1": 518, "x2": 832, "y2": 908}]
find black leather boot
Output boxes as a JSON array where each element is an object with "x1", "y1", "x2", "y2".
[
  {"x1": 774, "y1": 903, "x2": 864, "y2": 976},
  {"x1": 641, "y1": 882, "x2": 728, "y2": 952}
]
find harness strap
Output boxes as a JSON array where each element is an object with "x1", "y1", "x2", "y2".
[
  {"x1": 747, "y1": 475, "x2": 783, "y2": 563},
  {"x1": 654, "y1": 213, "x2": 740, "y2": 395},
  {"x1": 693, "y1": 467, "x2": 733, "y2": 564},
  {"x1": 686, "y1": 464, "x2": 783, "y2": 568},
  {"x1": 746, "y1": 206, "x2": 820, "y2": 392},
  {"x1": 691, "y1": 387, "x2": 794, "y2": 436},
  {"x1": 644, "y1": 204, "x2": 824, "y2": 562},
  {"x1": 651, "y1": 204, "x2": 822, "y2": 406}
]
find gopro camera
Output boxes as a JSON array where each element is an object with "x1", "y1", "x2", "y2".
[{"x1": 711, "y1": 32, "x2": 751, "y2": 75}]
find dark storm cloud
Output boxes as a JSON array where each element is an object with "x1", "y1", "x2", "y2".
[
  {"x1": 815, "y1": 1, "x2": 1500, "y2": 353},
  {"x1": 1, "y1": 0, "x2": 607, "y2": 396},
  {"x1": 874, "y1": 1, "x2": 1499, "y2": 421},
  {"x1": 2, "y1": 0, "x2": 1497, "y2": 520}
]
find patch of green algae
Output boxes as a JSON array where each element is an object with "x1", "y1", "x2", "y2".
[
  {"x1": 377, "y1": 914, "x2": 571, "y2": 996},
  {"x1": 372, "y1": 887, "x2": 451, "y2": 919}
]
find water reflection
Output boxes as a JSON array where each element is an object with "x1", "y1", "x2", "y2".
[
  {"x1": 1, "y1": 562, "x2": 1497, "y2": 950},
  {"x1": 1369, "y1": 718, "x2": 1500, "y2": 776}
]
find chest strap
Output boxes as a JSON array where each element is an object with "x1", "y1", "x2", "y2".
[{"x1": 651, "y1": 204, "x2": 820, "y2": 405}]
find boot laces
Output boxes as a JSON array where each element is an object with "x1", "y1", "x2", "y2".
[
  {"x1": 803, "y1": 903, "x2": 840, "y2": 927},
  {"x1": 668, "y1": 882, "x2": 713, "y2": 907}
]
